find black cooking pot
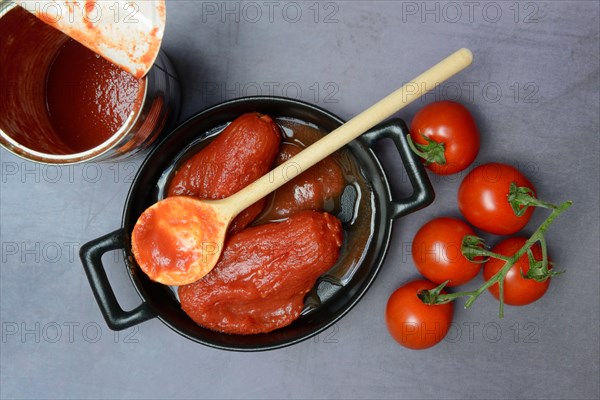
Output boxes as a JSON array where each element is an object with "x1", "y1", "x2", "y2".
[{"x1": 80, "y1": 96, "x2": 434, "y2": 351}]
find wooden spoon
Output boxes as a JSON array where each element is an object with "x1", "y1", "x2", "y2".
[{"x1": 132, "y1": 48, "x2": 474, "y2": 286}]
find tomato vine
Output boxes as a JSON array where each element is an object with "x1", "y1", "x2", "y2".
[{"x1": 418, "y1": 185, "x2": 572, "y2": 318}]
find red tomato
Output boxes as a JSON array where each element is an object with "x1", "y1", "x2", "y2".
[
  {"x1": 458, "y1": 162, "x2": 535, "y2": 235},
  {"x1": 412, "y1": 217, "x2": 482, "y2": 287},
  {"x1": 483, "y1": 237, "x2": 551, "y2": 306},
  {"x1": 410, "y1": 101, "x2": 480, "y2": 175},
  {"x1": 385, "y1": 280, "x2": 453, "y2": 350}
]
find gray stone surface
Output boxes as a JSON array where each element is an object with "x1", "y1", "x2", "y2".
[{"x1": 1, "y1": 1, "x2": 599, "y2": 399}]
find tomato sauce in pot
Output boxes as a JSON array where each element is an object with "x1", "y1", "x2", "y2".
[
  {"x1": 256, "y1": 119, "x2": 375, "y2": 289},
  {"x1": 179, "y1": 210, "x2": 344, "y2": 334},
  {"x1": 255, "y1": 119, "x2": 347, "y2": 224},
  {"x1": 152, "y1": 116, "x2": 374, "y2": 335}
]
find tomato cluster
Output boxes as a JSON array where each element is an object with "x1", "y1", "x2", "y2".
[{"x1": 386, "y1": 101, "x2": 555, "y2": 350}]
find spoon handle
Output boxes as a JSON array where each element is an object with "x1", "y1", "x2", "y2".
[{"x1": 226, "y1": 48, "x2": 473, "y2": 215}]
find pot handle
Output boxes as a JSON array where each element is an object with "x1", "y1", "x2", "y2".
[
  {"x1": 361, "y1": 119, "x2": 435, "y2": 219},
  {"x1": 80, "y1": 229, "x2": 155, "y2": 330}
]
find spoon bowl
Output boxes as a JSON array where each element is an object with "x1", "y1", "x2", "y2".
[{"x1": 131, "y1": 196, "x2": 232, "y2": 285}]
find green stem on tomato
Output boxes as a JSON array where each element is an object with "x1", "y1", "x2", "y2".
[
  {"x1": 498, "y1": 278, "x2": 505, "y2": 318},
  {"x1": 508, "y1": 182, "x2": 560, "y2": 216},
  {"x1": 419, "y1": 200, "x2": 573, "y2": 318},
  {"x1": 461, "y1": 235, "x2": 510, "y2": 263},
  {"x1": 539, "y1": 235, "x2": 549, "y2": 271},
  {"x1": 406, "y1": 134, "x2": 447, "y2": 166},
  {"x1": 523, "y1": 235, "x2": 564, "y2": 282}
]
